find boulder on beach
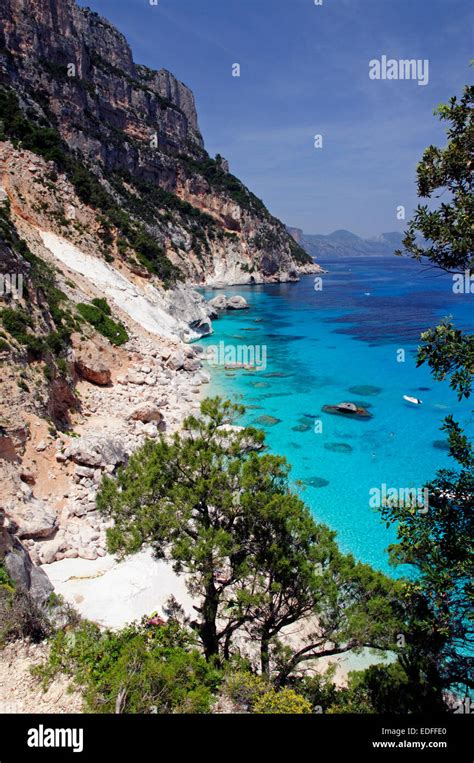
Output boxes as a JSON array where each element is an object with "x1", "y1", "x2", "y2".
[{"x1": 1, "y1": 509, "x2": 53, "y2": 607}]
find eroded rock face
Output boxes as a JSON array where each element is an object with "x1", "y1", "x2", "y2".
[
  {"x1": 48, "y1": 376, "x2": 78, "y2": 422},
  {"x1": 0, "y1": 0, "x2": 203, "y2": 170}
]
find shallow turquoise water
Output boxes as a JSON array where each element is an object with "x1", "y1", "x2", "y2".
[{"x1": 199, "y1": 257, "x2": 473, "y2": 575}]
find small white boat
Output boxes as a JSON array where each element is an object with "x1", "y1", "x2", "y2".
[{"x1": 403, "y1": 395, "x2": 422, "y2": 405}]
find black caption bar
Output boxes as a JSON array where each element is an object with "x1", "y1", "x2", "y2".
[{"x1": 0, "y1": 714, "x2": 472, "y2": 761}]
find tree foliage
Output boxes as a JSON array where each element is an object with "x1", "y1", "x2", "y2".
[
  {"x1": 396, "y1": 85, "x2": 473, "y2": 273},
  {"x1": 97, "y1": 397, "x2": 402, "y2": 679},
  {"x1": 385, "y1": 84, "x2": 474, "y2": 702}
]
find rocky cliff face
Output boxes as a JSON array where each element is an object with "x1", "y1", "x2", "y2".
[
  {"x1": 0, "y1": 0, "x2": 319, "y2": 573},
  {"x1": 0, "y1": 0, "x2": 316, "y2": 285}
]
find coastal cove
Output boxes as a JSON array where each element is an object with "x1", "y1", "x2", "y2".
[{"x1": 199, "y1": 256, "x2": 474, "y2": 575}]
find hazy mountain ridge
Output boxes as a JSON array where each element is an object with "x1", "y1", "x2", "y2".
[{"x1": 287, "y1": 227, "x2": 405, "y2": 259}]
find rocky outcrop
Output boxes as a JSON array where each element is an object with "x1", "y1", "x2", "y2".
[
  {"x1": 208, "y1": 295, "x2": 249, "y2": 311},
  {"x1": 0, "y1": 509, "x2": 53, "y2": 606},
  {"x1": 12, "y1": 499, "x2": 58, "y2": 541},
  {"x1": 162, "y1": 286, "x2": 215, "y2": 339},
  {"x1": 62, "y1": 435, "x2": 127, "y2": 470}
]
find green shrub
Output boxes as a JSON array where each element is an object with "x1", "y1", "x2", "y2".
[
  {"x1": 77, "y1": 302, "x2": 128, "y2": 346},
  {"x1": 0, "y1": 307, "x2": 33, "y2": 338},
  {"x1": 0, "y1": 588, "x2": 51, "y2": 646},
  {"x1": 37, "y1": 619, "x2": 221, "y2": 714},
  {"x1": 0, "y1": 562, "x2": 14, "y2": 593},
  {"x1": 224, "y1": 671, "x2": 269, "y2": 709},
  {"x1": 253, "y1": 687, "x2": 313, "y2": 715},
  {"x1": 91, "y1": 297, "x2": 111, "y2": 316}
]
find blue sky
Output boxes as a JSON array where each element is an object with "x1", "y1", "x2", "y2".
[{"x1": 78, "y1": 0, "x2": 472, "y2": 236}]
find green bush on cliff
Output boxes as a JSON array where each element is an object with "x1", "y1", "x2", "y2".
[
  {"x1": 0, "y1": 562, "x2": 50, "y2": 647},
  {"x1": 0, "y1": 88, "x2": 68, "y2": 168},
  {"x1": 77, "y1": 301, "x2": 128, "y2": 346},
  {"x1": 37, "y1": 619, "x2": 220, "y2": 714},
  {"x1": 0, "y1": 202, "x2": 75, "y2": 361}
]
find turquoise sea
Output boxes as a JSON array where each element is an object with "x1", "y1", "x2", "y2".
[{"x1": 198, "y1": 257, "x2": 473, "y2": 576}]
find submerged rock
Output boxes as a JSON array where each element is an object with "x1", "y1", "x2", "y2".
[
  {"x1": 304, "y1": 477, "x2": 330, "y2": 488},
  {"x1": 324, "y1": 442, "x2": 353, "y2": 454},
  {"x1": 348, "y1": 385, "x2": 383, "y2": 396},
  {"x1": 254, "y1": 415, "x2": 282, "y2": 427},
  {"x1": 292, "y1": 423, "x2": 311, "y2": 432},
  {"x1": 433, "y1": 439, "x2": 450, "y2": 451}
]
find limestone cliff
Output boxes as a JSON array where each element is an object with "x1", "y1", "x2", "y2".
[{"x1": 0, "y1": 0, "x2": 317, "y2": 285}]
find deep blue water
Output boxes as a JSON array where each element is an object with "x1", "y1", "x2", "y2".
[{"x1": 199, "y1": 257, "x2": 473, "y2": 575}]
